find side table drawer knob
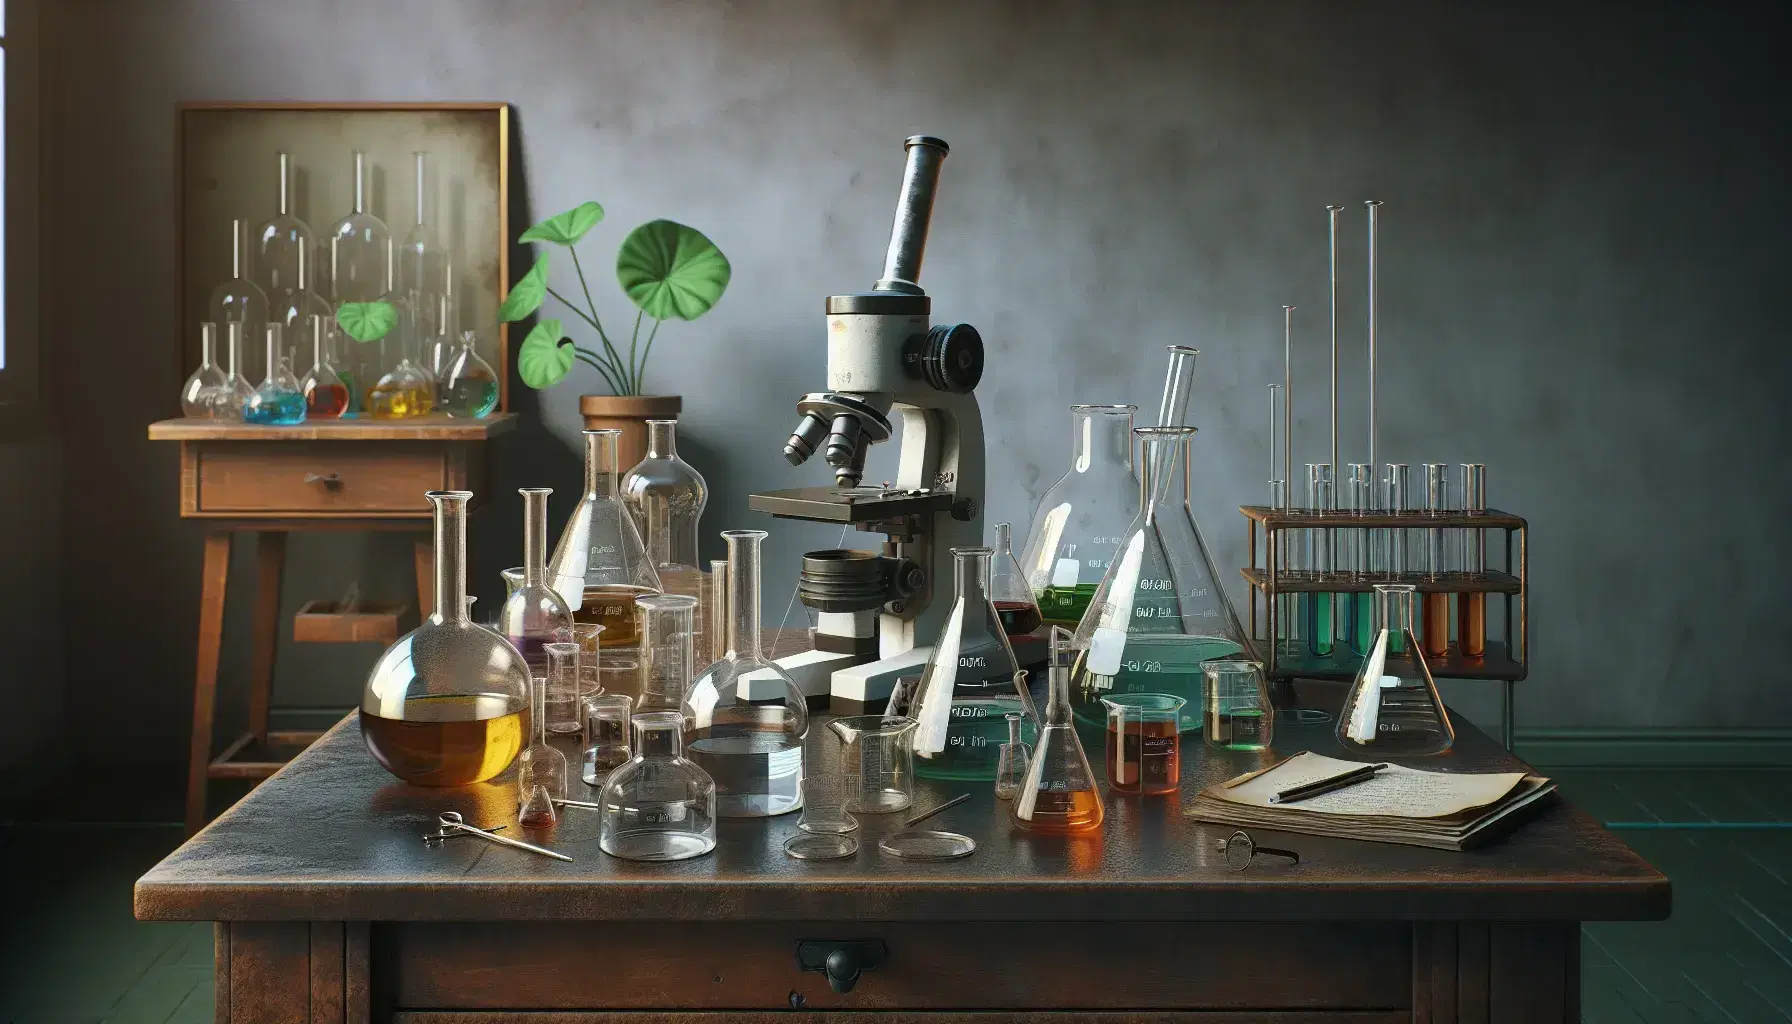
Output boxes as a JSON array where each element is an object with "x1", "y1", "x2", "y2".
[
  {"x1": 796, "y1": 938, "x2": 886, "y2": 994},
  {"x1": 304, "y1": 472, "x2": 343, "y2": 491}
]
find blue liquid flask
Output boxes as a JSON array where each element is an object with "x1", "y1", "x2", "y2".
[{"x1": 243, "y1": 324, "x2": 308, "y2": 426}]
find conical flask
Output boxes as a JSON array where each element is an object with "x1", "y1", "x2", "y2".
[
  {"x1": 1018, "y1": 405, "x2": 1139, "y2": 627},
  {"x1": 1012, "y1": 626, "x2": 1104, "y2": 835},
  {"x1": 1070, "y1": 427, "x2": 1255, "y2": 733},
  {"x1": 911, "y1": 547, "x2": 1039, "y2": 781},
  {"x1": 1337, "y1": 584, "x2": 1455, "y2": 757},
  {"x1": 547, "y1": 429, "x2": 665, "y2": 646},
  {"x1": 989, "y1": 522, "x2": 1042, "y2": 637}
]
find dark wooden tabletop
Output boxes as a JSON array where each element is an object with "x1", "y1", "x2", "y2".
[{"x1": 135, "y1": 680, "x2": 1669, "y2": 926}]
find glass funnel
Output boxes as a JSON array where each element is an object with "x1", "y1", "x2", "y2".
[
  {"x1": 244, "y1": 324, "x2": 307, "y2": 426},
  {"x1": 1069, "y1": 427, "x2": 1254, "y2": 733},
  {"x1": 208, "y1": 218, "x2": 270, "y2": 385},
  {"x1": 255, "y1": 151, "x2": 315, "y2": 300},
  {"x1": 1018, "y1": 404, "x2": 1139, "y2": 627},
  {"x1": 440, "y1": 331, "x2": 499, "y2": 418},
  {"x1": 636, "y1": 593, "x2": 698, "y2": 713},
  {"x1": 990, "y1": 522, "x2": 1042, "y2": 638},
  {"x1": 360, "y1": 491, "x2": 532, "y2": 786},
  {"x1": 180, "y1": 322, "x2": 226, "y2": 418},
  {"x1": 517, "y1": 663, "x2": 568, "y2": 829},
  {"x1": 911, "y1": 547, "x2": 1039, "y2": 781},
  {"x1": 208, "y1": 321, "x2": 257, "y2": 421},
  {"x1": 621, "y1": 419, "x2": 708, "y2": 578},
  {"x1": 682, "y1": 530, "x2": 808, "y2": 818},
  {"x1": 599, "y1": 711, "x2": 717, "y2": 861},
  {"x1": 300, "y1": 314, "x2": 349, "y2": 419},
  {"x1": 498, "y1": 488, "x2": 575, "y2": 676},
  {"x1": 1337, "y1": 584, "x2": 1455, "y2": 757},
  {"x1": 1012, "y1": 626, "x2": 1104, "y2": 835},
  {"x1": 547, "y1": 429, "x2": 664, "y2": 646}
]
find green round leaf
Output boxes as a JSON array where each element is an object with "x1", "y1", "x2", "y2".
[
  {"x1": 517, "y1": 319, "x2": 574, "y2": 389},
  {"x1": 497, "y1": 253, "x2": 550, "y2": 322},
  {"x1": 615, "y1": 220, "x2": 731, "y2": 321},
  {"x1": 335, "y1": 301, "x2": 397, "y2": 343},
  {"x1": 519, "y1": 201, "x2": 605, "y2": 246}
]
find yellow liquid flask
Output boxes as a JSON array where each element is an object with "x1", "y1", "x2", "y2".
[
  {"x1": 1012, "y1": 626, "x2": 1104, "y2": 835},
  {"x1": 1337, "y1": 584, "x2": 1455, "y2": 757}
]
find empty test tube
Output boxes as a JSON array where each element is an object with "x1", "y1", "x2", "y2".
[
  {"x1": 1384, "y1": 463, "x2": 1411, "y2": 573},
  {"x1": 1457, "y1": 464, "x2": 1487, "y2": 657},
  {"x1": 1420, "y1": 464, "x2": 1451, "y2": 658},
  {"x1": 1304, "y1": 464, "x2": 1335, "y2": 658},
  {"x1": 1345, "y1": 463, "x2": 1375, "y2": 654}
]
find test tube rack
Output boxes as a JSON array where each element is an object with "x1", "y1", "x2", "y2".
[{"x1": 1238, "y1": 505, "x2": 1529, "y2": 747}]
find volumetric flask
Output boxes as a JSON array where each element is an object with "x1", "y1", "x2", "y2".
[
  {"x1": 1102, "y1": 693, "x2": 1184, "y2": 795},
  {"x1": 911, "y1": 547, "x2": 1038, "y2": 781},
  {"x1": 1012, "y1": 626, "x2": 1104, "y2": 835},
  {"x1": 1202, "y1": 660, "x2": 1273, "y2": 752},
  {"x1": 598, "y1": 711, "x2": 717, "y2": 861},
  {"x1": 829, "y1": 715, "x2": 917, "y2": 814},
  {"x1": 1069, "y1": 427, "x2": 1255, "y2": 732},
  {"x1": 582, "y1": 693, "x2": 633, "y2": 785},
  {"x1": 1337, "y1": 585, "x2": 1455, "y2": 757},
  {"x1": 1018, "y1": 405, "x2": 1139, "y2": 627},
  {"x1": 990, "y1": 522, "x2": 1043, "y2": 637}
]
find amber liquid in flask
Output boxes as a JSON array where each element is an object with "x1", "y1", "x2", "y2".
[
  {"x1": 573, "y1": 584, "x2": 655, "y2": 646},
  {"x1": 1104, "y1": 714, "x2": 1180, "y2": 795},
  {"x1": 360, "y1": 693, "x2": 525, "y2": 787}
]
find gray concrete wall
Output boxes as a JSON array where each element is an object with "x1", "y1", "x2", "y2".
[{"x1": 21, "y1": 0, "x2": 1788, "y2": 807}]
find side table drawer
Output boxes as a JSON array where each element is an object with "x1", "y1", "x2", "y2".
[{"x1": 184, "y1": 442, "x2": 463, "y2": 517}]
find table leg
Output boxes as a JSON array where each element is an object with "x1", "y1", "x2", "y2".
[
  {"x1": 248, "y1": 532, "x2": 287, "y2": 743},
  {"x1": 1414, "y1": 920, "x2": 1577, "y2": 1022},
  {"x1": 217, "y1": 921, "x2": 366, "y2": 1024},
  {"x1": 414, "y1": 537, "x2": 433, "y2": 619},
  {"x1": 187, "y1": 533, "x2": 231, "y2": 837}
]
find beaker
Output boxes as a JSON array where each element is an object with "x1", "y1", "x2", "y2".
[
  {"x1": 542, "y1": 641, "x2": 582, "y2": 735},
  {"x1": 993, "y1": 713, "x2": 1030, "y2": 800},
  {"x1": 1018, "y1": 404, "x2": 1139, "y2": 627},
  {"x1": 498, "y1": 488, "x2": 574, "y2": 676},
  {"x1": 683, "y1": 530, "x2": 808, "y2": 818},
  {"x1": 180, "y1": 322, "x2": 226, "y2": 418},
  {"x1": 517, "y1": 668, "x2": 568, "y2": 828},
  {"x1": 360, "y1": 491, "x2": 531, "y2": 787},
  {"x1": 1101, "y1": 693, "x2": 1185, "y2": 795},
  {"x1": 547, "y1": 429, "x2": 664, "y2": 648},
  {"x1": 1069, "y1": 427, "x2": 1254, "y2": 733},
  {"x1": 621, "y1": 419, "x2": 709, "y2": 577},
  {"x1": 598, "y1": 711, "x2": 717, "y2": 861},
  {"x1": 796, "y1": 772, "x2": 859, "y2": 834},
  {"x1": 636, "y1": 593, "x2": 698, "y2": 713},
  {"x1": 1337, "y1": 584, "x2": 1455, "y2": 757},
  {"x1": 556, "y1": 621, "x2": 604, "y2": 697},
  {"x1": 989, "y1": 522, "x2": 1042, "y2": 637},
  {"x1": 910, "y1": 547, "x2": 1038, "y2": 781},
  {"x1": 1012, "y1": 626, "x2": 1104, "y2": 835},
  {"x1": 244, "y1": 324, "x2": 308, "y2": 426},
  {"x1": 1202, "y1": 660, "x2": 1274, "y2": 752},
  {"x1": 829, "y1": 715, "x2": 918, "y2": 814},
  {"x1": 581, "y1": 692, "x2": 633, "y2": 786}
]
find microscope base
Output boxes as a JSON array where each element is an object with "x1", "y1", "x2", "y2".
[
  {"x1": 828, "y1": 646, "x2": 933, "y2": 715},
  {"x1": 774, "y1": 648, "x2": 870, "y2": 710}
]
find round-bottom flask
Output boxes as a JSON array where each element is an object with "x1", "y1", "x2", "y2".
[{"x1": 599, "y1": 711, "x2": 717, "y2": 861}]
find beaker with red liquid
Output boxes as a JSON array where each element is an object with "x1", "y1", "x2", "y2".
[{"x1": 1101, "y1": 693, "x2": 1185, "y2": 795}]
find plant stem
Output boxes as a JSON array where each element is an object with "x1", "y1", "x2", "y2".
[
  {"x1": 546, "y1": 285, "x2": 630, "y2": 384},
  {"x1": 575, "y1": 347, "x2": 625, "y2": 395},
  {"x1": 568, "y1": 248, "x2": 635, "y2": 396},
  {"x1": 635, "y1": 318, "x2": 663, "y2": 394},
  {"x1": 627, "y1": 308, "x2": 644, "y2": 394}
]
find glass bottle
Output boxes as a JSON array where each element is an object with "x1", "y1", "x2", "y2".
[
  {"x1": 328, "y1": 151, "x2": 394, "y2": 402},
  {"x1": 440, "y1": 330, "x2": 499, "y2": 418},
  {"x1": 547, "y1": 429, "x2": 664, "y2": 645},
  {"x1": 399, "y1": 152, "x2": 452, "y2": 337},
  {"x1": 499, "y1": 487, "x2": 575, "y2": 677},
  {"x1": 517, "y1": 667, "x2": 568, "y2": 828},
  {"x1": 621, "y1": 419, "x2": 708, "y2": 578},
  {"x1": 1018, "y1": 404, "x2": 1139, "y2": 627},
  {"x1": 300, "y1": 314, "x2": 349, "y2": 419},
  {"x1": 270, "y1": 244, "x2": 335, "y2": 371},
  {"x1": 1337, "y1": 584, "x2": 1455, "y2": 757},
  {"x1": 208, "y1": 218, "x2": 270, "y2": 385},
  {"x1": 637, "y1": 593, "x2": 699, "y2": 713},
  {"x1": 682, "y1": 530, "x2": 808, "y2": 818},
  {"x1": 1011, "y1": 626, "x2": 1104, "y2": 835},
  {"x1": 910, "y1": 547, "x2": 1039, "y2": 781},
  {"x1": 360, "y1": 491, "x2": 532, "y2": 786},
  {"x1": 599, "y1": 711, "x2": 718, "y2": 861},
  {"x1": 993, "y1": 713, "x2": 1030, "y2": 800},
  {"x1": 256, "y1": 151, "x2": 315, "y2": 300},
  {"x1": 989, "y1": 522, "x2": 1042, "y2": 637},
  {"x1": 243, "y1": 324, "x2": 307, "y2": 426},
  {"x1": 180, "y1": 322, "x2": 226, "y2": 418},
  {"x1": 1069, "y1": 427, "x2": 1255, "y2": 733},
  {"x1": 208, "y1": 321, "x2": 256, "y2": 421}
]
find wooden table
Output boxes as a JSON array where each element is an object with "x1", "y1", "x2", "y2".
[
  {"x1": 148, "y1": 414, "x2": 516, "y2": 835},
  {"x1": 135, "y1": 687, "x2": 1667, "y2": 1023}
]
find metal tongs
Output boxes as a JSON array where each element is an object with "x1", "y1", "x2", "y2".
[{"x1": 423, "y1": 811, "x2": 572, "y2": 862}]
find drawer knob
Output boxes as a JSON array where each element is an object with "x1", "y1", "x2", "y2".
[
  {"x1": 304, "y1": 472, "x2": 343, "y2": 491},
  {"x1": 796, "y1": 939, "x2": 886, "y2": 994}
]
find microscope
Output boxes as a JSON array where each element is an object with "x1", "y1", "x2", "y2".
[{"x1": 748, "y1": 136, "x2": 987, "y2": 710}]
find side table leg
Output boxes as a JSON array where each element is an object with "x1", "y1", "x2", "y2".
[
  {"x1": 248, "y1": 532, "x2": 288, "y2": 743},
  {"x1": 414, "y1": 537, "x2": 434, "y2": 620},
  {"x1": 187, "y1": 533, "x2": 231, "y2": 836}
]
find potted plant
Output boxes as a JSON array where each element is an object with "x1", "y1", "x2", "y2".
[{"x1": 499, "y1": 201, "x2": 730, "y2": 469}]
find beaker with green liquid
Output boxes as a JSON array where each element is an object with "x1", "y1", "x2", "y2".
[
  {"x1": 1069, "y1": 426, "x2": 1255, "y2": 733},
  {"x1": 1017, "y1": 404, "x2": 1139, "y2": 627}
]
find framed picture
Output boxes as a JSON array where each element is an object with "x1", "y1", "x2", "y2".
[{"x1": 178, "y1": 102, "x2": 511, "y2": 412}]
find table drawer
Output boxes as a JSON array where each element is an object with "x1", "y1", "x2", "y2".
[{"x1": 187, "y1": 442, "x2": 457, "y2": 517}]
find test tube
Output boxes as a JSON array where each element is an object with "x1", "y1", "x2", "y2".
[
  {"x1": 1304, "y1": 464, "x2": 1335, "y2": 658},
  {"x1": 1344, "y1": 463, "x2": 1375, "y2": 654},
  {"x1": 1420, "y1": 464, "x2": 1451, "y2": 658},
  {"x1": 1458, "y1": 464, "x2": 1487, "y2": 657},
  {"x1": 708, "y1": 559, "x2": 729, "y2": 664},
  {"x1": 1267, "y1": 384, "x2": 1283, "y2": 507},
  {"x1": 1384, "y1": 463, "x2": 1411, "y2": 573}
]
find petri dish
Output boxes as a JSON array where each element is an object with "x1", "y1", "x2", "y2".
[
  {"x1": 785, "y1": 832, "x2": 858, "y2": 861},
  {"x1": 879, "y1": 829, "x2": 976, "y2": 861}
]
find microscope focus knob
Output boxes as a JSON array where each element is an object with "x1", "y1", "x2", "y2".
[{"x1": 906, "y1": 323, "x2": 984, "y2": 394}]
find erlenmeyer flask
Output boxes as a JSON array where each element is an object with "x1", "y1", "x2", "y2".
[
  {"x1": 682, "y1": 530, "x2": 808, "y2": 818},
  {"x1": 208, "y1": 321, "x2": 257, "y2": 421},
  {"x1": 621, "y1": 419, "x2": 709, "y2": 586},
  {"x1": 989, "y1": 522, "x2": 1042, "y2": 637},
  {"x1": 300, "y1": 314, "x2": 349, "y2": 419},
  {"x1": 244, "y1": 324, "x2": 308, "y2": 426},
  {"x1": 1070, "y1": 427, "x2": 1255, "y2": 733},
  {"x1": 440, "y1": 331, "x2": 499, "y2": 419},
  {"x1": 1337, "y1": 584, "x2": 1455, "y2": 756},
  {"x1": 180, "y1": 322, "x2": 226, "y2": 418},
  {"x1": 208, "y1": 218, "x2": 270, "y2": 385},
  {"x1": 499, "y1": 488, "x2": 575, "y2": 675},
  {"x1": 1012, "y1": 626, "x2": 1104, "y2": 834},
  {"x1": 1018, "y1": 405, "x2": 1139, "y2": 627},
  {"x1": 911, "y1": 547, "x2": 1039, "y2": 781},
  {"x1": 547, "y1": 429, "x2": 665, "y2": 645}
]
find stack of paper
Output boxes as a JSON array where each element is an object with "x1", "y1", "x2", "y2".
[{"x1": 1186, "y1": 751, "x2": 1558, "y2": 851}]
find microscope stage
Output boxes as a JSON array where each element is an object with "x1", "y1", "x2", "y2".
[{"x1": 748, "y1": 486, "x2": 953, "y2": 523}]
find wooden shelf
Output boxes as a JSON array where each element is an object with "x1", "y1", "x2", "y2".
[
  {"x1": 1268, "y1": 640, "x2": 1526, "y2": 682},
  {"x1": 1241, "y1": 568, "x2": 1525, "y2": 594},
  {"x1": 1239, "y1": 504, "x2": 1525, "y2": 530},
  {"x1": 148, "y1": 413, "x2": 517, "y2": 442}
]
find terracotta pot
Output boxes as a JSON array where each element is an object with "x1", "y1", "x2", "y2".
[{"x1": 579, "y1": 394, "x2": 682, "y2": 471}]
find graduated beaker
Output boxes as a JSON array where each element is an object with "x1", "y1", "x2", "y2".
[
  {"x1": 829, "y1": 715, "x2": 917, "y2": 814},
  {"x1": 1101, "y1": 693, "x2": 1185, "y2": 795}
]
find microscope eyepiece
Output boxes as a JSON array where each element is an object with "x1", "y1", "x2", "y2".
[{"x1": 783, "y1": 412, "x2": 829, "y2": 466}]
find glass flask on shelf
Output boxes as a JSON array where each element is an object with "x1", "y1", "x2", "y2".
[
  {"x1": 440, "y1": 331, "x2": 499, "y2": 418},
  {"x1": 993, "y1": 713, "x2": 1030, "y2": 800},
  {"x1": 989, "y1": 522, "x2": 1042, "y2": 637},
  {"x1": 255, "y1": 151, "x2": 315, "y2": 300},
  {"x1": 360, "y1": 491, "x2": 532, "y2": 786},
  {"x1": 621, "y1": 419, "x2": 708, "y2": 577},
  {"x1": 1069, "y1": 426, "x2": 1255, "y2": 733},
  {"x1": 547, "y1": 429, "x2": 664, "y2": 646},
  {"x1": 682, "y1": 529, "x2": 808, "y2": 818},
  {"x1": 1018, "y1": 404, "x2": 1139, "y2": 627},
  {"x1": 243, "y1": 324, "x2": 308, "y2": 426},
  {"x1": 207, "y1": 321, "x2": 257, "y2": 421},
  {"x1": 517, "y1": 667, "x2": 568, "y2": 829},
  {"x1": 1012, "y1": 626, "x2": 1104, "y2": 835},
  {"x1": 367, "y1": 298, "x2": 436, "y2": 419},
  {"x1": 636, "y1": 593, "x2": 698, "y2": 713},
  {"x1": 208, "y1": 218, "x2": 270, "y2": 385},
  {"x1": 1337, "y1": 584, "x2": 1455, "y2": 757},
  {"x1": 910, "y1": 546, "x2": 1039, "y2": 781},
  {"x1": 299, "y1": 314, "x2": 349, "y2": 419},
  {"x1": 399, "y1": 152, "x2": 452, "y2": 338},
  {"x1": 599, "y1": 711, "x2": 718, "y2": 861},
  {"x1": 329, "y1": 150, "x2": 394, "y2": 410},
  {"x1": 179, "y1": 322, "x2": 226, "y2": 418},
  {"x1": 269, "y1": 245, "x2": 334, "y2": 370},
  {"x1": 499, "y1": 487, "x2": 575, "y2": 676}
]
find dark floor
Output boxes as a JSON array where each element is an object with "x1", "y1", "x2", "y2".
[{"x1": 3, "y1": 768, "x2": 1790, "y2": 1023}]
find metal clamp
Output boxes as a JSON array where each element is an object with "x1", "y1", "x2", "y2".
[
  {"x1": 304, "y1": 472, "x2": 342, "y2": 491},
  {"x1": 796, "y1": 939, "x2": 887, "y2": 994}
]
